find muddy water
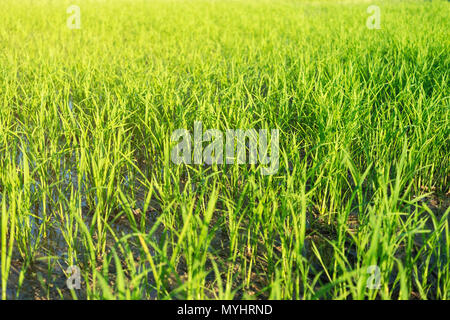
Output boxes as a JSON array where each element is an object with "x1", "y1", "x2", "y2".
[
  {"x1": 1, "y1": 150, "x2": 449, "y2": 299},
  {"x1": 0, "y1": 147, "x2": 160, "y2": 299}
]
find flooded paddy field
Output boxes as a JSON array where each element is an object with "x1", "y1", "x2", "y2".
[{"x1": 0, "y1": 0, "x2": 449, "y2": 299}]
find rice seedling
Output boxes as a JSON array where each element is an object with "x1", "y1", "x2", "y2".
[{"x1": 0, "y1": 0, "x2": 448, "y2": 300}]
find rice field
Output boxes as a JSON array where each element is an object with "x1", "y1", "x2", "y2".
[{"x1": 0, "y1": 0, "x2": 449, "y2": 300}]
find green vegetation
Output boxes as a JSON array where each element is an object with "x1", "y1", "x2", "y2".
[{"x1": 0, "y1": 0, "x2": 449, "y2": 300}]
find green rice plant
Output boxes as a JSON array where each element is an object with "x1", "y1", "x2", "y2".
[{"x1": 0, "y1": 0, "x2": 448, "y2": 300}]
